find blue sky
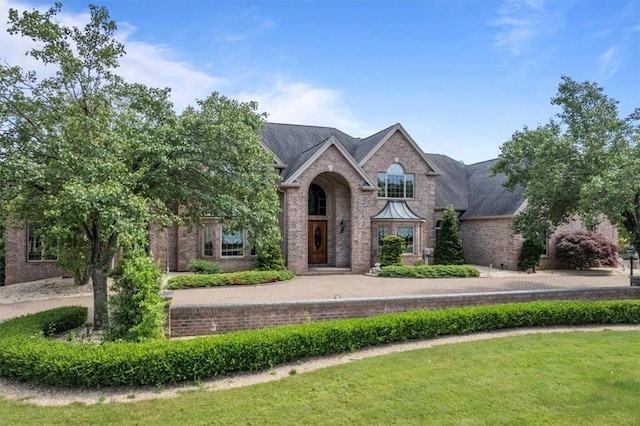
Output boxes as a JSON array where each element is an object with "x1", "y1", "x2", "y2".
[{"x1": 1, "y1": 0, "x2": 639, "y2": 164}]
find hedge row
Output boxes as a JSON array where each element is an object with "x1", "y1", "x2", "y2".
[
  {"x1": 166, "y1": 269, "x2": 295, "y2": 289},
  {"x1": 378, "y1": 264, "x2": 480, "y2": 278},
  {"x1": 1, "y1": 301, "x2": 640, "y2": 388}
]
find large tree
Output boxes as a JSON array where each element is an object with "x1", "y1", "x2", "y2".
[
  {"x1": 0, "y1": 4, "x2": 281, "y2": 329},
  {"x1": 492, "y1": 76, "x2": 640, "y2": 252}
]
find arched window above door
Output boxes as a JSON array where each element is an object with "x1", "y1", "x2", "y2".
[{"x1": 308, "y1": 183, "x2": 327, "y2": 216}]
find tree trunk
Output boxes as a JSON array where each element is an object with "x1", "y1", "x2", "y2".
[{"x1": 92, "y1": 268, "x2": 109, "y2": 330}]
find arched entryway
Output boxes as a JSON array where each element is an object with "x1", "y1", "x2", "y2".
[{"x1": 307, "y1": 173, "x2": 352, "y2": 269}]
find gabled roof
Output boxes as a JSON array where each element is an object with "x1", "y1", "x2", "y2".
[
  {"x1": 260, "y1": 122, "x2": 437, "y2": 184},
  {"x1": 427, "y1": 154, "x2": 469, "y2": 211},
  {"x1": 357, "y1": 123, "x2": 439, "y2": 174},
  {"x1": 260, "y1": 123, "x2": 360, "y2": 181},
  {"x1": 463, "y1": 159, "x2": 525, "y2": 218},
  {"x1": 429, "y1": 154, "x2": 525, "y2": 218},
  {"x1": 284, "y1": 136, "x2": 378, "y2": 188}
]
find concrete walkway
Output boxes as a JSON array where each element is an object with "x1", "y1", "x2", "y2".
[{"x1": 0, "y1": 268, "x2": 633, "y2": 322}]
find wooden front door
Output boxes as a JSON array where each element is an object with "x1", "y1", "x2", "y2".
[{"x1": 308, "y1": 220, "x2": 327, "y2": 264}]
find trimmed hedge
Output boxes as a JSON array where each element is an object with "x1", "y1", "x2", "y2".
[
  {"x1": 166, "y1": 270, "x2": 295, "y2": 289},
  {"x1": 188, "y1": 259, "x2": 221, "y2": 274},
  {"x1": 1, "y1": 301, "x2": 640, "y2": 388},
  {"x1": 378, "y1": 264, "x2": 480, "y2": 278}
]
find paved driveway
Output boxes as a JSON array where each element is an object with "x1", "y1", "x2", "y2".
[
  {"x1": 0, "y1": 269, "x2": 632, "y2": 322},
  {"x1": 169, "y1": 270, "x2": 632, "y2": 307}
]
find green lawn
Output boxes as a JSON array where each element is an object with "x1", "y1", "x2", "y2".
[{"x1": 2, "y1": 330, "x2": 639, "y2": 425}]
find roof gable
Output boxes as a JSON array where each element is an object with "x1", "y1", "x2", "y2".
[
  {"x1": 260, "y1": 123, "x2": 359, "y2": 181},
  {"x1": 358, "y1": 124, "x2": 439, "y2": 174},
  {"x1": 284, "y1": 136, "x2": 378, "y2": 188}
]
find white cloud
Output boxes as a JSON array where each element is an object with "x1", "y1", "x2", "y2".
[
  {"x1": 234, "y1": 78, "x2": 374, "y2": 137},
  {"x1": 0, "y1": 0, "x2": 223, "y2": 111},
  {"x1": 597, "y1": 46, "x2": 624, "y2": 79},
  {"x1": 1, "y1": 1, "x2": 369, "y2": 136},
  {"x1": 490, "y1": 0, "x2": 550, "y2": 55}
]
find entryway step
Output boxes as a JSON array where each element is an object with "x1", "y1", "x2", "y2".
[{"x1": 307, "y1": 267, "x2": 352, "y2": 275}]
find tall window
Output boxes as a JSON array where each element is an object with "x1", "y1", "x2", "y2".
[
  {"x1": 308, "y1": 183, "x2": 327, "y2": 216},
  {"x1": 377, "y1": 225, "x2": 389, "y2": 253},
  {"x1": 221, "y1": 227, "x2": 244, "y2": 257},
  {"x1": 203, "y1": 224, "x2": 214, "y2": 256},
  {"x1": 27, "y1": 223, "x2": 56, "y2": 261},
  {"x1": 377, "y1": 163, "x2": 414, "y2": 199},
  {"x1": 396, "y1": 226, "x2": 415, "y2": 254}
]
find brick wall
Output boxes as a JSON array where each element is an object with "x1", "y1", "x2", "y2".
[
  {"x1": 362, "y1": 130, "x2": 438, "y2": 265},
  {"x1": 461, "y1": 217, "x2": 522, "y2": 270},
  {"x1": 4, "y1": 224, "x2": 67, "y2": 285},
  {"x1": 169, "y1": 287, "x2": 640, "y2": 337}
]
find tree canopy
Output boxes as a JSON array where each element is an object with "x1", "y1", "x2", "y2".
[
  {"x1": 492, "y1": 76, "x2": 640, "y2": 252},
  {"x1": 0, "y1": 3, "x2": 281, "y2": 328}
]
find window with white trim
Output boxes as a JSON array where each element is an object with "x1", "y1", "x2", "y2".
[
  {"x1": 221, "y1": 226, "x2": 244, "y2": 257},
  {"x1": 377, "y1": 163, "x2": 414, "y2": 199},
  {"x1": 27, "y1": 223, "x2": 56, "y2": 261},
  {"x1": 396, "y1": 226, "x2": 415, "y2": 254}
]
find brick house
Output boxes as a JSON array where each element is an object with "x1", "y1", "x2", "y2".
[{"x1": 2, "y1": 122, "x2": 617, "y2": 284}]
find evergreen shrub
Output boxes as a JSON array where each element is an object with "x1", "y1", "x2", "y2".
[
  {"x1": 518, "y1": 237, "x2": 546, "y2": 272},
  {"x1": 379, "y1": 235, "x2": 404, "y2": 266},
  {"x1": 188, "y1": 259, "x2": 221, "y2": 274},
  {"x1": 1, "y1": 301, "x2": 639, "y2": 387},
  {"x1": 255, "y1": 243, "x2": 285, "y2": 271},
  {"x1": 107, "y1": 251, "x2": 166, "y2": 341},
  {"x1": 378, "y1": 264, "x2": 480, "y2": 278},
  {"x1": 434, "y1": 206, "x2": 464, "y2": 265},
  {"x1": 167, "y1": 269, "x2": 294, "y2": 289}
]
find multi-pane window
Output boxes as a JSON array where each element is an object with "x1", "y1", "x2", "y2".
[
  {"x1": 377, "y1": 225, "x2": 389, "y2": 252},
  {"x1": 396, "y1": 226, "x2": 415, "y2": 254},
  {"x1": 203, "y1": 224, "x2": 214, "y2": 256},
  {"x1": 27, "y1": 223, "x2": 56, "y2": 261},
  {"x1": 308, "y1": 183, "x2": 327, "y2": 216},
  {"x1": 222, "y1": 227, "x2": 244, "y2": 257},
  {"x1": 377, "y1": 163, "x2": 414, "y2": 199}
]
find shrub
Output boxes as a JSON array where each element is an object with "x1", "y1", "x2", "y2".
[
  {"x1": 518, "y1": 237, "x2": 546, "y2": 272},
  {"x1": 555, "y1": 231, "x2": 618, "y2": 269},
  {"x1": 378, "y1": 264, "x2": 480, "y2": 278},
  {"x1": 434, "y1": 206, "x2": 464, "y2": 265},
  {"x1": 380, "y1": 235, "x2": 404, "y2": 266},
  {"x1": 167, "y1": 269, "x2": 295, "y2": 289},
  {"x1": 107, "y1": 251, "x2": 166, "y2": 342},
  {"x1": 1, "y1": 301, "x2": 639, "y2": 387},
  {"x1": 188, "y1": 259, "x2": 221, "y2": 274},
  {"x1": 255, "y1": 242, "x2": 285, "y2": 271}
]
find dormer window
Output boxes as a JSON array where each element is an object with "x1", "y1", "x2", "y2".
[{"x1": 377, "y1": 163, "x2": 414, "y2": 198}]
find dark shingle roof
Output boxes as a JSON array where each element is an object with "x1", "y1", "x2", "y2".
[
  {"x1": 260, "y1": 123, "x2": 360, "y2": 181},
  {"x1": 352, "y1": 124, "x2": 396, "y2": 163},
  {"x1": 427, "y1": 154, "x2": 469, "y2": 211},
  {"x1": 260, "y1": 123, "x2": 524, "y2": 218},
  {"x1": 462, "y1": 159, "x2": 525, "y2": 218}
]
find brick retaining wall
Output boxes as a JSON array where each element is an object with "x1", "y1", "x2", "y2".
[{"x1": 169, "y1": 287, "x2": 640, "y2": 337}]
